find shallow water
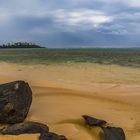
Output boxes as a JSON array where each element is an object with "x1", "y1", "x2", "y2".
[{"x1": 0, "y1": 48, "x2": 140, "y2": 67}]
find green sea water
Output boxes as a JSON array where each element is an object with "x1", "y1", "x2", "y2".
[{"x1": 0, "y1": 48, "x2": 140, "y2": 67}]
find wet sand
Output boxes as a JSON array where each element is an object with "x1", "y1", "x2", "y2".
[{"x1": 0, "y1": 62, "x2": 140, "y2": 140}]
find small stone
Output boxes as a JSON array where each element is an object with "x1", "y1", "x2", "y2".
[
  {"x1": 39, "y1": 132, "x2": 67, "y2": 140},
  {"x1": 82, "y1": 115, "x2": 107, "y2": 127}
]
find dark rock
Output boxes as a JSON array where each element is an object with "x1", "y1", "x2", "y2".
[
  {"x1": 0, "y1": 81, "x2": 32, "y2": 124},
  {"x1": 0, "y1": 121, "x2": 67, "y2": 140},
  {"x1": 82, "y1": 115, "x2": 125, "y2": 140},
  {"x1": 82, "y1": 115, "x2": 107, "y2": 127},
  {"x1": 100, "y1": 126, "x2": 125, "y2": 140},
  {"x1": 39, "y1": 132, "x2": 67, "y2": 140},
  {"x1": 0, "y1": 81, "x2": 68, "y2": 140},
  {"x1": 0, "y1": 121, "x2": 49, "y2": 135}
]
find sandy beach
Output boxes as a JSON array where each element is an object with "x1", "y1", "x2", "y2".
[{"x1": 0, "y1": 62, "x2": 140, "y2": 140}]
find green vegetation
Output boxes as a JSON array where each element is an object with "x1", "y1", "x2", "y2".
[
  {"x1": 0, "y1": 42, "x2": 43, "y2": 48},
  {"x1": 0, "y1": 48, "x2": 140, "y2": 67}
]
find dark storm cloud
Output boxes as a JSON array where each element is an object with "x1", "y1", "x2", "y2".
[{"x1": 0, "y1": 0, "x2": 140, "y2": 47}]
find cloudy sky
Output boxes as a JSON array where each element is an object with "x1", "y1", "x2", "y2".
[{"x1": 0, "y1": 0, "x2": 140, "y2": 47}]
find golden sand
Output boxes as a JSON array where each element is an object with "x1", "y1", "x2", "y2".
[{"x1": 0, "y1": 62, "x2": 140, "y2": 140}]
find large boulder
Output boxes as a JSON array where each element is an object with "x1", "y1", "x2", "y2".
[
  {"x1": 82, "y1": 115, "x2": 107, "y2": 127},
  {"x1": 100, "y1": 127, "x2": 125, "y2": 140},
  {"x1": 0, "y1": 81, "x2": 68, "y2": 140},
  {"x1": 0, "y1": 81, "x2": 32, "y2": 124}
]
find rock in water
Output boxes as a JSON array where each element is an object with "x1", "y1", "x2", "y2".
[
  {"x1": 82, "y1": 115, "x2": 107, "y2": 127},
  {"x1": 100, "y1": 127, "x2": 125, "y2": 140},
  {"x1": 0, "y1": 81, "x2": 32, "y2": 124}
]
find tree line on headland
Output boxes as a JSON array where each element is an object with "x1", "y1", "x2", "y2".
[{"x1": 0, "y1": 42, "x2": 43, "y2": 48}]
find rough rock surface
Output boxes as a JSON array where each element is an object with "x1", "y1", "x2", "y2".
[
  {"x1": 39, "y1": 132, "x2": 67, "y2": 140},
  {"x1": 82, "y1": 115, "x2": 107, "y2": 127},
  {"x1": 0, "y1": 122, "x2": 67, "y2": 140},
  {"x1": 100, "y1": 127, "x2": 125, "y2": 140},
  {"x1": 0, "y1": 81, "x2": 32, "y2": 124},
  {"x1": 0, "y1": 122, "x2": 49, "y2": 135},
  {"x1": 0, "y1": 81, "x2": 67, "y2": 140},
  {"x1": 82, "y1": 115, "x2": 125, "y2": 140}
]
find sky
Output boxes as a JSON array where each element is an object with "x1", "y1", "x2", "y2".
[{"x1": 0, "y1": 0, "x2": 140, "y2": 47}]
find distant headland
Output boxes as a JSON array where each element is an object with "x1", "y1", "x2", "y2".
[{"x1": 0, "y1": 42, "x2": 44, "y2": 48}]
